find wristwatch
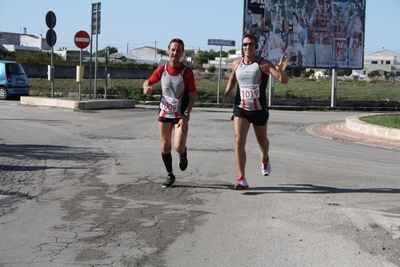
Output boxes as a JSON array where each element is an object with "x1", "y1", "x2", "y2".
[{"x1": 182, "y1": 112, "x2": 190, "y2": 121}]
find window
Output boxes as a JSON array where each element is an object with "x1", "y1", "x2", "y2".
[
  {"x1": 371, "y1": 61, "x2": 378, "y2": 64},
  {"x1": 386, "y1": 61, "x2": 391, "y2": 64}
]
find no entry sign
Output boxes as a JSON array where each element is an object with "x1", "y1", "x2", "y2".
[{"x1": 74, "y1": 31, "x2": 90, "y2": 49}]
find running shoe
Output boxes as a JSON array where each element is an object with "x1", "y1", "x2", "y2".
[
  {"x1": 234, "y1": 176, "x2": 249, "y2": 190},
  {"x1": 178, "y1": 149, "x2": 188, "y2": 171},
  {"x1": 261, "y1": 158, "x2": 271, "y2": 176},
  {"x1": 162, "y1": 174, "x2": 176, "y2": 188}
]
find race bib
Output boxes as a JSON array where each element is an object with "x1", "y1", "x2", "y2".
[
  {"x1": 160, "y1": 95, "x2": 178, "y2": 113},
  {"x1": 239, "y1": 84, "x2": 260, "y2": 100}
]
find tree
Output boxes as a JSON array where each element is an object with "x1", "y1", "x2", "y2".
[
  {"x1": 368, "y1": 71, "x2": 380, "y2": 79},
  {"x1": 195, "y1": 50, "x2": 210, "y2": 64},
  {"x1": 207, "y1": 65, "x2": 216, "y2": 73},
  {"x1": 337, "y1": 69, "x2": 352, "y2": 76},
  {"x1": 94, "y1": 46, "x2": 118, "y2": 57},
  {"x1": 195, "y1": 49, "x2": 231, "y2": 64},
  {"x1": 228, "y1": 49, "x2": 237, "y2": 55},
  {"x1": 385, "y1": 72, "x2": 395, "y2": 81}
]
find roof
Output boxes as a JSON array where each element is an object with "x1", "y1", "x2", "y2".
[{"x1": 368, "y1": 49, "x2": 400, "y2": 57}]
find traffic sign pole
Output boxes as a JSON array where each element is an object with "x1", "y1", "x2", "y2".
[
  {"x1": 45, "y1": 11, "x2": 57, "y2": 98},
  {"x1": 74, "y1": 31, "x2": 90, "y2": 100}
]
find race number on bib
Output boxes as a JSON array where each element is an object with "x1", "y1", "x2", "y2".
[
  {"x1": 239, "y1": 84, "x2": 260, "y2": 100},
  {"x1": 160, "y1": 95, "x2": 178, "y2": 113}
]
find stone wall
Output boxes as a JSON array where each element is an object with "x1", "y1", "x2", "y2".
[{"x1": 22, "y1": 64, "x2": 153, "y2": 79}]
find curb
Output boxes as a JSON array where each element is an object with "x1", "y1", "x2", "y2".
[
  {"x1": 20, "y1": 97, "x2": 136, "y2": 110},
  {"x1": 346, "y1": 114, "x2": 400, "y2": 140}
]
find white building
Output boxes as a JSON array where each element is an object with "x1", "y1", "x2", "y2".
[
  {"x1": 202, "y1": 50, "x2": 242, "y2": 75},
  {"x1": 128, "y1": 46, "x2": 199, "y2": 66},
  {"x1": 352, "y1": 49, "x2": 400, "y2": 78},
  {"x1": 0, "y1": 29, "x2": 50, "y2": 52}
]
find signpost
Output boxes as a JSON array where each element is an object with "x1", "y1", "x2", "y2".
[
  {"x1": 90, "y1": 2, "x2": 101, "y2": 99},
  {"x1": 45, "y1": 11, "x2": 56, "y2": 97},
  {"x1": 207, "y1": 39, "x2": 236, "y2": 104},
  {"x1": 74, "y1": 31, "x2": 90, "y2": 100}
]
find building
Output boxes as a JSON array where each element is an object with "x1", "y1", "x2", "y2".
[
  {"x1": 202, "y1": 50, "x2": 242, "y2": 75},
  {"x1": 0, "y1": 29, "x2": 51, "y2": 52},
  {"x1": 352, "y1": 49, "x2": 400, "y2": 78},
  {"x1": 128, "y1": 46, "x2": 199, "y2": 66},
  {"x1": 54, "y1": 47, "x2": 92, "y2": 60}
]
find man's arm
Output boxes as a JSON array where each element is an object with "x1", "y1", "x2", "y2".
[
  {"x1": 185, "y1": 91, "x2": 196, "y2": 115},
  {"x1": 261, "y1": 53, "x2": 290, "y2": 84},
  {"x1": 221, "y1": 59, "x2": 240, "y2": 108}
]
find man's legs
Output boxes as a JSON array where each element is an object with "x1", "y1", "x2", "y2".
[
  {"x1": 254, "y1": 123, "x2": 271, "y2": 176},
  {"x1": 159, "y1": 122, "x2": 175, "y2": 187},
  {"x1": 233, "y1": 116, "x2": 251, "y2": 178},
  {"x1": 174, "y1": 123, "x2": 188, "y2": 155},
  {"x1": 174, "y1": 124, "x2": 188, "y2": 171},
  {"x1": 253, "y1": 124, "x2": 269, "y2": 160}
]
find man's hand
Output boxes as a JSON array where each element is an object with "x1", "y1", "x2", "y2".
[
  {"x1": 221, "y1": 95, "x2": 229, "y2": 108},
  {"x1": 177, "y1": 117, "x2": 189, "y2": 133}
]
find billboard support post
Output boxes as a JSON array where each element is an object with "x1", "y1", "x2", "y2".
[
  {"x1": 331, "y1": 69, "x2": 337, "y2": 107},
  {"x1": 268, "y1": 75, "x2": 275, "y2": 106}
]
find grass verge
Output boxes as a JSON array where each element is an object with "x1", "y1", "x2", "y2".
[{"x1": 359, "y1": 114, "x2": 400, "y2": 129}]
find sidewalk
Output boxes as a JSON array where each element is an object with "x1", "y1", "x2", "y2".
[{"x1": 307, "y1": 115, "x2": 400, "y2": 150}]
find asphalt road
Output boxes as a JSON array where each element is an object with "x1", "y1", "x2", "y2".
[{"x1": 0, "y1": 101, "x2": 399, "y2": 267}]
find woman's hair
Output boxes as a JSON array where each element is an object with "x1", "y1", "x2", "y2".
[{"x1": 168, "y1": 38, "x2": 185, "y2": 51}]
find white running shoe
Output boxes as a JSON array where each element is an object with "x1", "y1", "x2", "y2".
[
  {"x1": 261, "y1": 158, "x2": 271, "y2": 176},
  {"x1": 234, "y1": 176, "x2": 249, "y2": 190}
]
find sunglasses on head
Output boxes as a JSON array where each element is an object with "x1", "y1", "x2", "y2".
[{"x1": 242, "y1": 42, "x2": 255, "y2": 47}]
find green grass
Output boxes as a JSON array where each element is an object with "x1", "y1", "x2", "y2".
[
  {"x1": 359, "y1": 114, "x2": 400, "y2": 129},
  {"x1": 28, "y1": 76, "x2": 400, "y2": 102}
]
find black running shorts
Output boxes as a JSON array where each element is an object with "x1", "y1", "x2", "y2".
[
  {"x1": 233, "y1": 106, "x2": 269, "y2": 126},
  {"x1": 158, "y1": 117, "x2": 181, "y2": 124}
]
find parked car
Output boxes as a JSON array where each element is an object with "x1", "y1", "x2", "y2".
[{"x1": 0, "y1": 60, "x2": 30, "y2": 100}]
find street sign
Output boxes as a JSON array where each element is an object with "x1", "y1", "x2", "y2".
[
  {"x1": 45, "y1": 11, "x2": 56, "y2": 29},
  {"x1": 46, "y1": 29, "x2": 57, "y2": 47},
  {"x1": 91, "y1": 2, "x2": 101, "y2": 34},
  {"x1": 207, "y1": 39, "x2": 235, "y2": 46},
  {"x1": 74, "y1": 31, "x2": 90, "y2": 49}
]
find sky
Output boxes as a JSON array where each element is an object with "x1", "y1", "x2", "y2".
[{"x1": 0, "y1": 0, "x2": 399, "y2": 55}]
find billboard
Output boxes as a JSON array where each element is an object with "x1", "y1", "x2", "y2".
[{"x1": 243, "y1": 0, "x2": 366, "y2": 69}]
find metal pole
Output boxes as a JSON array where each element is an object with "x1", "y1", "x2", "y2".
[
  {"x1": 105, "y1": 47, "x2": 108, "y2": 99},
  {"x1": 331, "y1": 68, "x2": 337, "y2": 107},
  {"x1": 51, "y1": 46, "x2": 54, "y2": 97},
  {"x1": 79, "y1": 49, "x2": 82, "y2": 100},
  {"x1": 217, "y1": 45, "x2": 222, "y2": 104},
  {"x1": 89, "y1": 32, "x2": 93, "y2": 99},
  {"x1": 94, "y1": 30, "x2": 98, "y2": 99},
  {"x1": 268, "y1": 74, "x2": 275, "y2": 106}
]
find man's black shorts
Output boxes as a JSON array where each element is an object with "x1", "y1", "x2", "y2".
[
  {"x1": 158, "y1": 117, "x2": 181, "y2": 124},
  {"x1": 233, "y1": 107, "x2": 269, "y2": 126}
]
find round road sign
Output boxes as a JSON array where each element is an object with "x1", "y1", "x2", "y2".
[
  {"x1": 74, "y1": 31, "x2": 91, "y2": 49},
  {"x1": 45, "y1": 11, "x2": 56, "y2": 29},
  {"x1": 46, "y1": 29, "x2": 57, "y2": 47}
]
